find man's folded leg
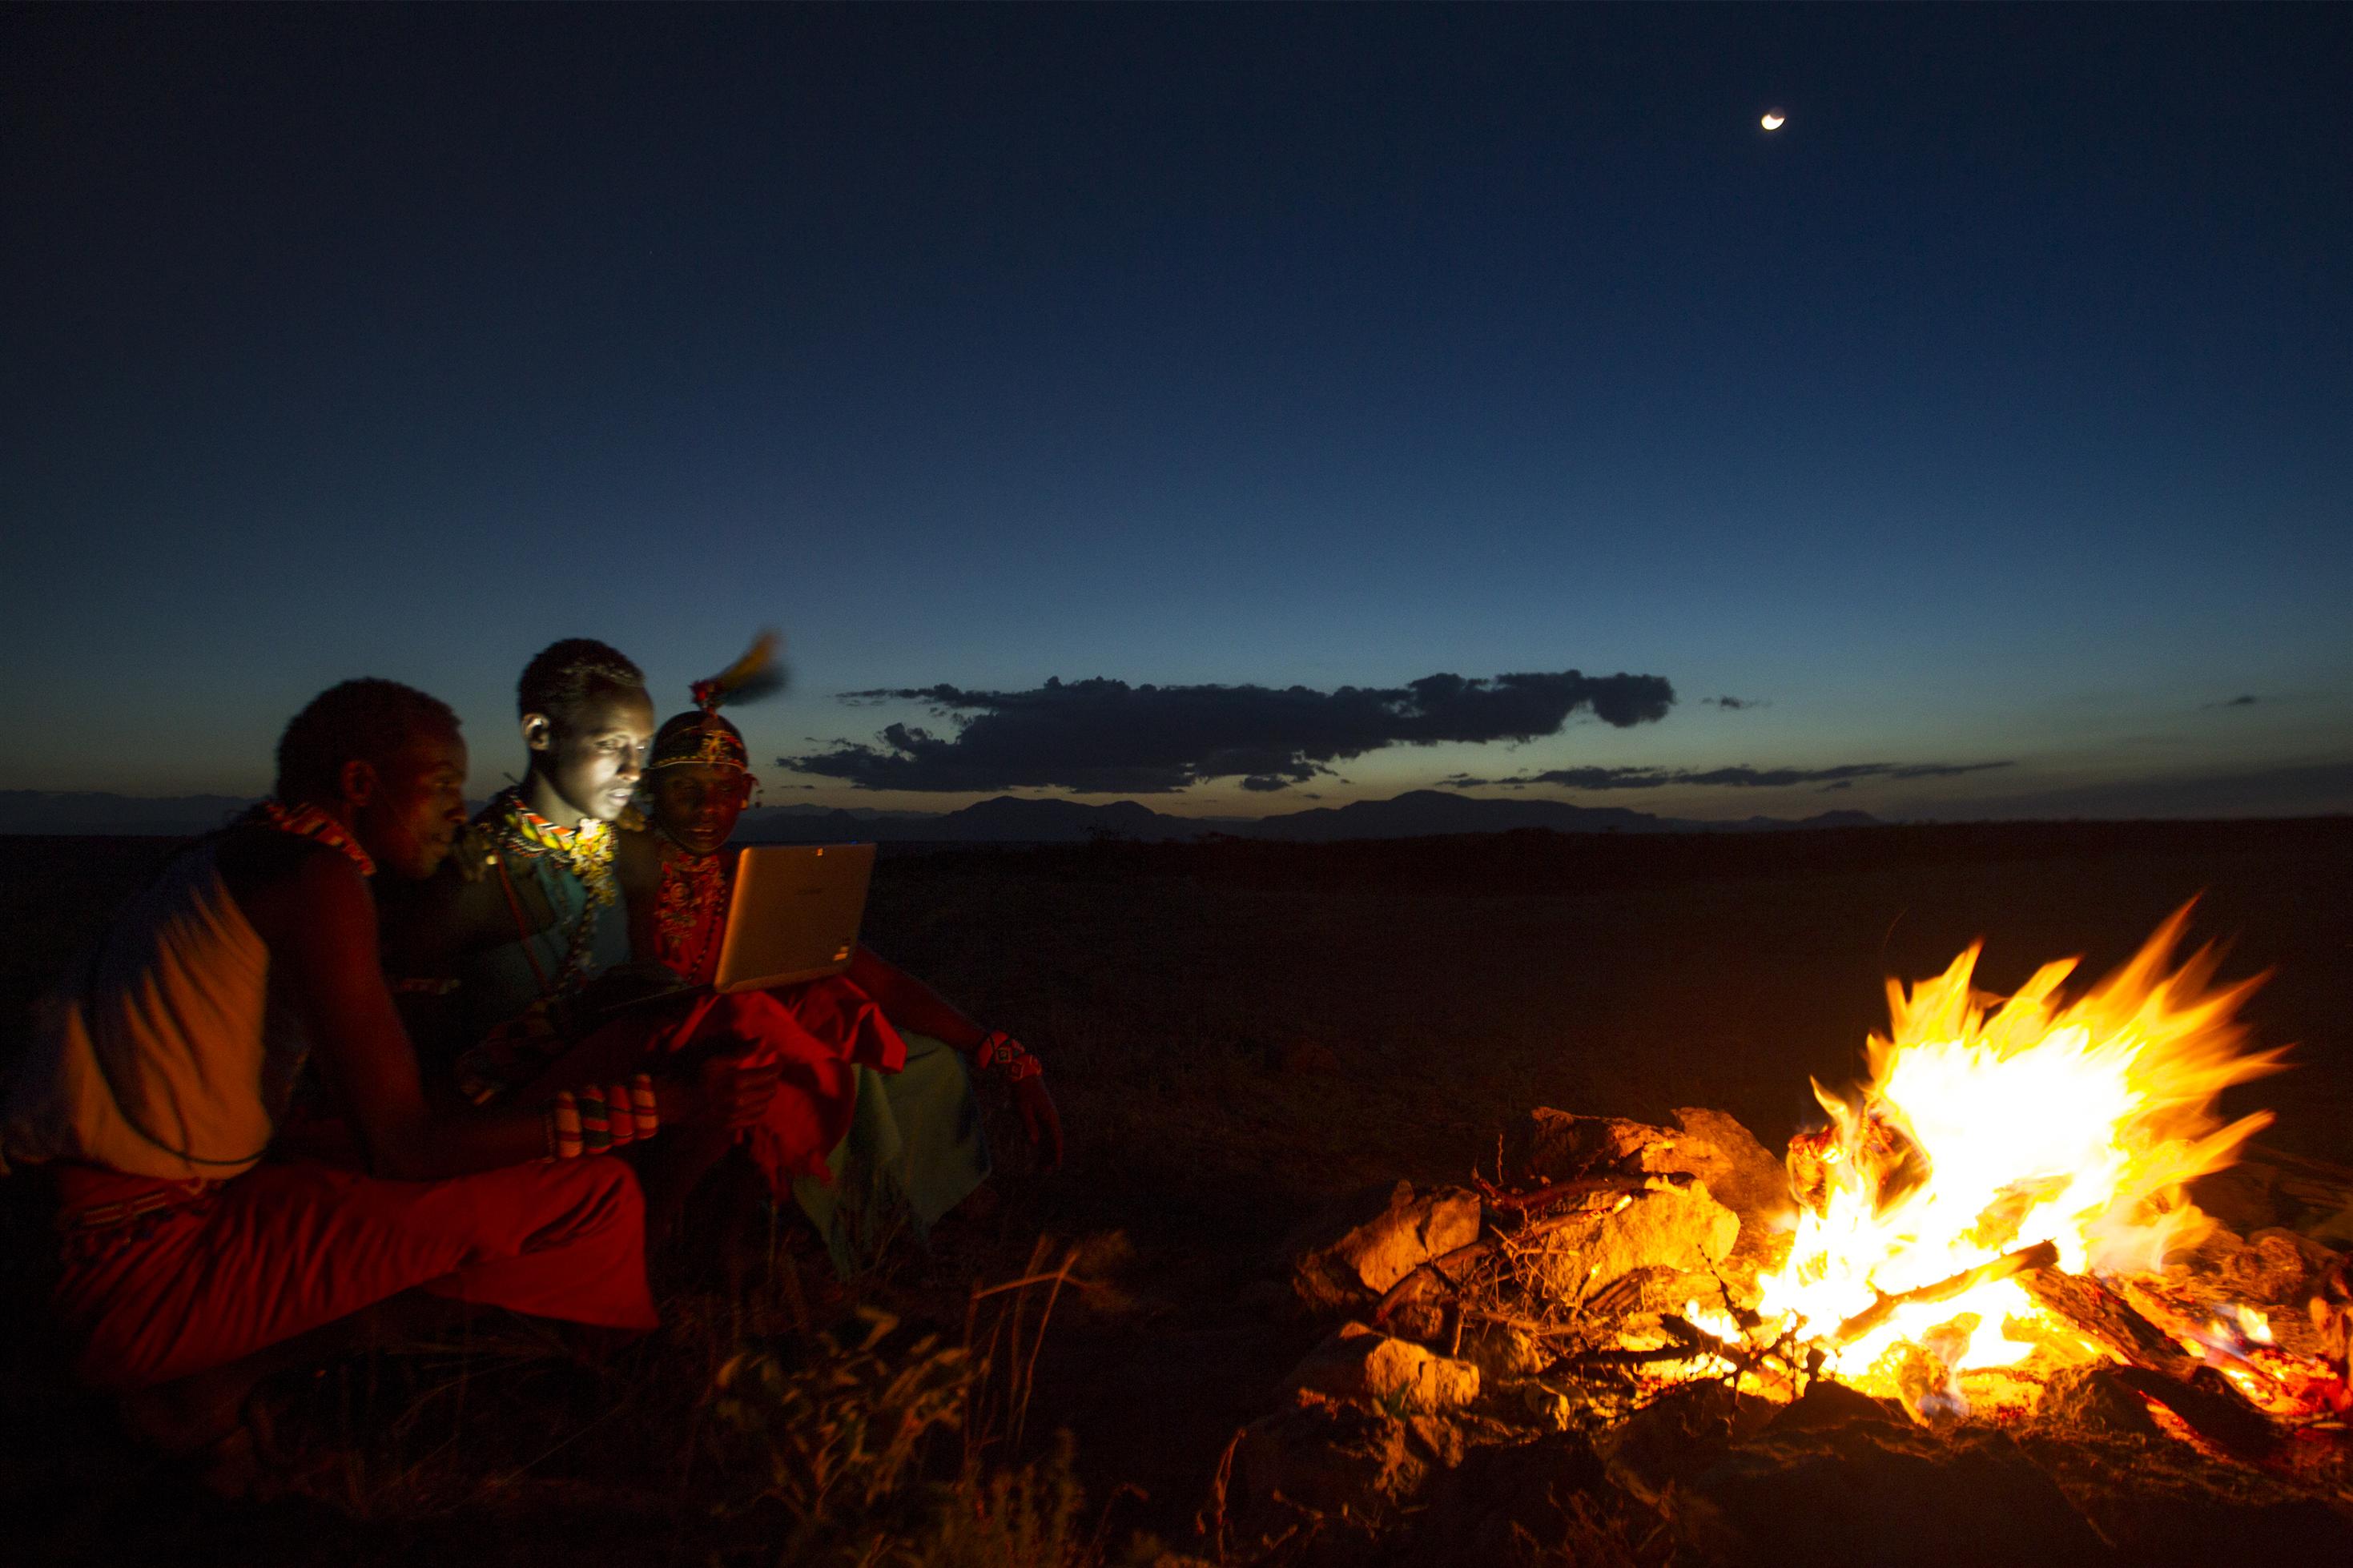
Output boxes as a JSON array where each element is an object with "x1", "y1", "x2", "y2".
[{"x1": 57, "y1": 1155, "x2": 658, "y2": 1391}]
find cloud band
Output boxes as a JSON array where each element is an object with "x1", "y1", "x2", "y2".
[{"x1": 779, "y1": 669, "x2": 1675, "y2": 793}]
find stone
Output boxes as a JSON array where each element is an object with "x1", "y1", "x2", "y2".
[
  {"x1": 1527, "y1": 1180, "x2": 1740, "y2": 1302},
  {"x1": 1404, "y1": 1412, "x2": 1469, "y2": 1469},
  {"x1": 1509, "y1": 1110, "x2": 1667, "y2": 1183},
  {"x1": 1510, "y1": 1106, "x2": 1796, "y2": 1264},
  {"x1": 1670, "y1": 1106, "x2": 1798, "y2": 1238},
  {"x1": 1285, "y1": 1323, "x2": 1482, "y2": 1413},
  {"x1": 1289, "y1": 1180, "x2": 1482, "y2": 1312},
  {"x1": 1460, "y1": 1323, "x2": 1548, "y2": 1381},
  {"x1": 1518, "y1": 1382, "x2": 1577, "y2": 1432}
]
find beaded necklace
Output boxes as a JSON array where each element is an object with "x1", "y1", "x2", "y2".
[
  {"x1": 482, "y1": 786, "x2": 617, "y2": 999},
  {"x1": 485, "y1": 787, "x2": 617, "y2": 905},
  {"x1": 653, "y1": 838, "x2": 731, "y2": 984},
  {"x1": 249, "y1": 798, "x2": 376, "y2": 876}
]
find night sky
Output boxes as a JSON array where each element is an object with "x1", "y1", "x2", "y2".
[{"x1": 6, "y1": 4, "x2": 2348, "y2": 822}]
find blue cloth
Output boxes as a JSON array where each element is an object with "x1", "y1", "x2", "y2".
[
  {"x1": 452, "y1": 855, "x2": 629, "y2": 1042},
  {"x1": 790, "y1": 1028, "x2": 991, "y2": 1277}
]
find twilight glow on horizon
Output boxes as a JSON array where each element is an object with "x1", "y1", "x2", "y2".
[{"x1": 2, "y1": 6, "x2": 2347, "y2": 824}]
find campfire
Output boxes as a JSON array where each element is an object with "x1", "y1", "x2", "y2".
[
  {"x1": 1231, "y1": 907, "x2": 2353, "y2": 1560},
  {"x1": 1686, "y1": 903, "x2": 2335, "y2": 1429}
]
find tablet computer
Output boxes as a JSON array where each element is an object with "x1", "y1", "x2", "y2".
[{"x1": 712, "y1": 842, "x2": 877, "y2": 993}]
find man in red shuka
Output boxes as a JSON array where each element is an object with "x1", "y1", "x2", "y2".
[
  {"x1": 0, "y1": 679, "x2": 779, "y2": 1491},
  {"x1": 613, "y1": 649, "x2": 1060, "y2": 1272}
]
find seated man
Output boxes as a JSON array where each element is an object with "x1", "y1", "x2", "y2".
[
  {"x1": 618, "y1": 672, "x2": 1061, "y2": 1272},
  {"x1": 0, "y1": 679, "x2": 776, "y2": 1486},
  {"x1": 388, "y1": 638, "x2": 657, "y2": 1059},
  {"x1": 382, "y1": 639, "x2": 810, "y2": 1244}
]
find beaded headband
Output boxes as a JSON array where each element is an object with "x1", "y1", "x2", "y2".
[{"x1": 648, "y1": 714, "x2": 750, "y2": 774}]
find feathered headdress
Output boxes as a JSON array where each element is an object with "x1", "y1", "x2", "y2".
[
  {"x1": 650, "y1": 631, "x2": 786, "y2": 774},
  {"x1": 688, "y1": 629, "x2": 786, "y2": 714}
]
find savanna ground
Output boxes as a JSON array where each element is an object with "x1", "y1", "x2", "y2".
[{"x1": 2, "y1": 819, "x2": 2348, "y2": 1565}]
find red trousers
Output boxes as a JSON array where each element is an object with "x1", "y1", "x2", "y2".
[{"x1": 53, "y1": 1153, "x2": 658, "y2": 1391}]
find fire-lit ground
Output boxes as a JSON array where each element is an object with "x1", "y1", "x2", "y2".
[{"x1": 1, "y1": 818, "x2": 2349, "y2": 1564}]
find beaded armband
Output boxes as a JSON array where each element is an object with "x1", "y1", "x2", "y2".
[
  {"x1": 544, "y1": 1072, "x2": 660, "y2": 1160},
  {"x1": 973, "y1": 1029, "x2": 1044, "y2": 1084}
]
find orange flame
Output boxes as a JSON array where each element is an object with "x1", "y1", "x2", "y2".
[{"x1": 1752, "y1": 903, "x2": 2287, "y2": 1401}]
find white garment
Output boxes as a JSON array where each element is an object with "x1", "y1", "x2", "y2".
[{"x1": 2, "y1": 842, "x2": 298, "y2": 1180}]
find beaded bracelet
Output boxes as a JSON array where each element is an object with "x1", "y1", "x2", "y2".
[
  {"x1": 545, "y1": 1073, "x2": 660, "y2": 1160},
  {"x1": 973, "y1": 1030, "x2": 1044, "y2": 1084}
]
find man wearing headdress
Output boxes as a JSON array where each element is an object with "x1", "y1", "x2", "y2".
[
  {"x1": 619, "y1": 638, "x2": 1060, "y2": 1272},
  {"x1": 0, "y1": 679, "x2": 771, "y2": 1490}
]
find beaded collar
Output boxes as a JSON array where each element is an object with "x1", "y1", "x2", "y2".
[
  {"x1": 653, "y1": 838, "x2": 731, "y2": 984},
  {"x1": 248, "y1": 798, "x2": 375, "y2": 876},
  {"x1": 480, "y1": 786, "x2": 620, "y2": 1001},
  {"x1": 481, "y1": 787, "x2": 618, "y2": 909}
]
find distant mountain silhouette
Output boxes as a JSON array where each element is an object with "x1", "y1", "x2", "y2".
[
  {"x1": 738, "y1": 790, "x2": 1878, "y2": 842},
  {"x1": 734, "y1": 794, "x2": 1236, "y2": 843},
  {"x1": 1246, "y1": 789, "x2": 1687, "y2": 840},
  {"x1": 1, "y1": 788, "x2": 1879, "y2": 842},
  {"x1": 0, "y1": 790, "x2": 254, "y2": 836}
]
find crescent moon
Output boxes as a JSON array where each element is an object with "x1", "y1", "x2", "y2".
[{"x1": 1761, "y1": 112, "x2": 1786, "y2": 131}]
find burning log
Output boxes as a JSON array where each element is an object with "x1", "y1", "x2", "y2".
[
  {"x1": 2021, "y1": 1268, "x2": 2280, "y2": 1459},
  {"x1": 1828, "y1": 1240, "x2": 2061, "y2": 1348}
]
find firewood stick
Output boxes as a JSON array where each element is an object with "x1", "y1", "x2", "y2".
[
  {"x1": 2106, "y1": 1366, "x2": 2279, "y2": 1459},
  {"x1": 1371, "y1": 1174, "x2": 1691, "y2": 1326},
  {"x1": 1567, "y1": 1314, "x2": 1756, "y2": 1372},
  {"x1": 2021, "y1": 1268, "x2": 2279, "y2": 1460},
  {"x1": 1829, "y1": 1240, "x2": 2061, "y2": 1347},
  {"x1": 2019, "y1": 1269, "x2": 2196, "y2": 1374},
  {"x1": 1460, "y1": 1306, "x2": 1585, "y2": 1339},
  {"x1": 1486, "y1": 1171, "x2": 1691, "y2": 1219},
  {"x1": 1372, "y1": 1242, "x2": 1482, "y2": 1324}
]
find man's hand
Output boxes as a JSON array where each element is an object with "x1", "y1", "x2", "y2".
[
  {"x1": 451, "y1": 823, "x2": 494, "y2": 883},
  {"x1": 973, "y1": 1029, "x2": 1062, "y2": 1169},
  {"x1": 1013, "y1": 1074, "x2": 1063, "y2": 1169},
  {"x1": 581, "y1": 961, "x2": 689, "y2": 1006},
  {"x1": 696, "y1": 1051, "x2": 781, "y2": 1131}
]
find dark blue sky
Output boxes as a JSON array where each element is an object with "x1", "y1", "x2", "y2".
[{"x1": 6, "y1": 4, "x2": 2347, "y2": 820}]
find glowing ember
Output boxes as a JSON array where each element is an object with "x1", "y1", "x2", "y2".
[{"x1": 1750, "y1": 905, "x2": 2287, "y2": 1405}]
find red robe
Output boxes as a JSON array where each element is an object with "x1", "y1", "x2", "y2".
[
  {"x1": 53, "y1": 1151, "x2": 657, "y2": 1390},
  {"x1": 643, "y1": 845, "x2": 906, "y2": 1192}
]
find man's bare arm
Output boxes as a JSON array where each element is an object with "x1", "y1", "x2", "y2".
[
  {"x1": 846, "y1": 945, "x2": 1060, "y2": 1168},
  {"x1": 845, "y1": 945, "x2": 983, "y2": 1047},
  {"x1": 247, "y1": 852, "x2": 561, "y2": 1179}
]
